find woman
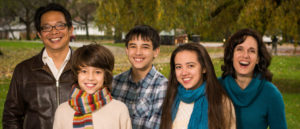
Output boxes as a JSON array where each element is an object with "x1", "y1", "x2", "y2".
[
  {"x1": 53, "y1": 44, "x2": 132, "y2": 129},
  {"x1": 160, "y1": 43, "x2": 235, "y2": 129},
  {"x1": 220, "y1": 29, "x2": 287, "y2": 129}
]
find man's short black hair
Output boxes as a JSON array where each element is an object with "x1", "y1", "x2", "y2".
[
  {"x1": 34, "y1": 3, "x2": 72, "y2": 32},
  {"x1": 125, "y1": 25, "x2": 160, "y2": 50}
]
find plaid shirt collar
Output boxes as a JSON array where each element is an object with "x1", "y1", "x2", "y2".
[
  {"x1": 112, "y1": 65, "x2": 168, "y2": 129},
  {"x1": 127, "y1": 65, "x2": 157, "y2": 88}
]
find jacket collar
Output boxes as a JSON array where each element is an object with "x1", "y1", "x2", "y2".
[{"x1": 31, "y1": 47, "x2": 73, "y2": 73}]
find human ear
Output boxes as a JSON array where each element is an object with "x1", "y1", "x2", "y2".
[{"x1": 153, "y1": 47, "x2": 160, "y2": 58}]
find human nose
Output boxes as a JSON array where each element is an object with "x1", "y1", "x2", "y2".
[
  {"x1": 181, "y1": 67, "x2": 188, "y2": 76},
  {"x1": 136, "y1": 47, "x2": 142, "y2": 55},
  {"x1": 242, "y1": 50, "x2": 250, "y2": 58},
  {"x1": 87, "y1": 72, "x2": 95, "y2": 80},
  {"x1": 50, "y1": 27, "x2": 59, "y2": 34}
]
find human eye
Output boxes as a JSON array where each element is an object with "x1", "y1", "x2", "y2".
[
  {"x1": 41, "y1": 25, "x2": 51, "y2": 31},
  {"x1": 142, "y1": 45, "x2": 150, "y2": 49},
  {"x1": 56, "y1": 23, "x2": 66, "y2": 30},
  {"x1": 80, "y1": 69, "x2": 87, "y2": 74},
  {"x1": 249, "y1": 48, "x2": 256, "y2": 53},
  {"x1": 188, "y1": 64, "x2": 195, "y2": 68},
  {"x1": 175, "y1": 65, "x2": 182, "y2": 69},
  {"x1": 95, "y1": 70, "x2": 102, "y2": 74},
  {"x1": 129, "y1": 44, "x2": 136, "y2": 48}
]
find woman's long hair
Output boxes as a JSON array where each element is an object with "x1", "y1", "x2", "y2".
[
  {"x1": 160, "y1": 43, "x2": 232, "y2": 129},
  {"x1": 221, "y1": 28, "x2": 272, "y2": 81}
]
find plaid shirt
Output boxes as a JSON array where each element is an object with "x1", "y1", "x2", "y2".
[{"x1": 112, "y1": 66, "x2": 168, "y2": 129}]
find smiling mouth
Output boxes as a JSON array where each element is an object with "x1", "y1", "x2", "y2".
[
  {"x1": 134, "y1": 57, "x2": 144, "y2": 62},
  {"x1": 49, "y1": 37, "x2": 62, "y2": 42},
  {"x1": 239, "y1": 61, "x2": 250, "y2": 66},
  {"x1": 182, "y1": 78, "x2": 191, "y2": 83},
  {"x1": 85, "y1": 83, "x2": 96, "y2": 88}
]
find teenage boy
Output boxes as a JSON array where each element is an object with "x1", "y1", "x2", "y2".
[
  {"x1": 112, "y1": 25, "x2": 168, "y2": 129},
  {"x1": 2, "y1": 3, "x2": 74, "y2": 129}
]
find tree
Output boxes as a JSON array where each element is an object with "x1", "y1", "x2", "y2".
[
  {"x1": 68, "y1": 0, "x2": 98, "y2": 40},
  {"x1": 0, "y1": 0, "x2": 17, "y2": 39},
  {"x1": 271, "y1": 0, "x2": 300, "y2": 54},
  {"x1": 2, "y1": 0, "x2": 69, "y2": 40},
  {"x1": 202, "y1": 0, "x2": 245, "y2": 41},
  {"x1": 237, "y1": 0, "x2": 281, "y2": 36},
  {"x1": 3, "y1": 0, "x2": 42, "y2": 40},
  {"x1": 95, "y1": 0, "x2": 163, "y2": 42}
]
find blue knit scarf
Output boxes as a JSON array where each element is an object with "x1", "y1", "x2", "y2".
[
  {"x1": 171, "y1": 82, "x2": 208, "y2": 129},
  {"x1": 222, "y1": 74, "x2": 264, "y2": 107}
]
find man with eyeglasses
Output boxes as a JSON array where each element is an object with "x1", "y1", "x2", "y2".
[{"x1": 3, "y1": 3, "x2": 74, "y2": 129}]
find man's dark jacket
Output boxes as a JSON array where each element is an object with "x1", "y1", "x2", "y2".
[{"x1": 2, "y1": 48, "x2": 74, "y2": 129}]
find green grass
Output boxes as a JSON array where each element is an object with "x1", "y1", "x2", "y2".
[
  {"x1": 283, "y1": 93, "x2": 300, "y2": 129},
  {"x1": 269, "y1": 56, "x2": 300, "y2": 93},
  {"x1": 1, "y1": 40, "x2": 299, "y2": 128},
  {"x1": 0, "y1": 83, "x2": 9, "y2": 129},
  {"x1": 0, "y1": 40, "x2": 43, "y2": 48}
]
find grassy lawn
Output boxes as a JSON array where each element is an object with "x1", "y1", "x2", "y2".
[{"x1": 1, "y1": 40, "x2": 300, "y2": 128}]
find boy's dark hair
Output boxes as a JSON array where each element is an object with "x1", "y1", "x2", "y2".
[
  {"x1": 34, "y1": 3, "x2": 72, "y2": 32},
  {"x1": 71, "y1": 44, "x2": 115, "y2": 90},
  {"x1": 125, "y1": 25, "x2": 160, "y2": 50}
]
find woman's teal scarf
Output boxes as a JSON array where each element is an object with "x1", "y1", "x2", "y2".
[
  {"x1": 171, "y1": 81, "x2": 208, "y2": 129},
  {"x1": 222, "y1": 74, "x2": 265, "y2": 107}
]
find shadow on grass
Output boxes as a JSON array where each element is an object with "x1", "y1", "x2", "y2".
[{"x1": 273, "y1": 78, "x2": 300, "y2": 93}]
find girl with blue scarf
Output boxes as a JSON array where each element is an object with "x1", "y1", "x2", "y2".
[
  {"x1": 160, "y1": 43, "x2": 236, "y2": 129},
  {"x1": 220, "y1": 29, "x2": 287, "y2": 129}
]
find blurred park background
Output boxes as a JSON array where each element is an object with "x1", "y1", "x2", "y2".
[
  {"x1": 0, "y1": 0, "x2": 299, "y2": 128},
  {"x1": 0, "y1": 0, "x2": 299, "y2": 44}
]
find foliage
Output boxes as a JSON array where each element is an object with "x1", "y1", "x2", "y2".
[
  {"x1": 93, "y1": 0, "x2": 300, "y2": 44},
  {"x1": 68, "y1": 0, "x2": 98, "y2": 39},
  {"x1": 95, "y1": 0, "x2": 163, "y2": 42},
  {"x1": 1, "y1": 0, "x2": 299, "y2": 43},
  {"x1": 0, "y1": 0, "x2": 72, "y2": 40},
  {"x1": 272, "y1": 0, "x2": 300, "y2": 44}
]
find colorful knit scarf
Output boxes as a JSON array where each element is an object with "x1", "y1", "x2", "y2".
[{"x1": 69, "y1": 85, "x2": 112, "y2": 129}]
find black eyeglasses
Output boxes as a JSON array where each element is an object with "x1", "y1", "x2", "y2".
[{"x1": 41, "y1": 23, "x2": 67, "y2": 32}]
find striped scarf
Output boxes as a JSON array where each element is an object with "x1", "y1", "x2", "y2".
[{"x1": 69, "y1": 85, "x2": 112, "y2": 129}]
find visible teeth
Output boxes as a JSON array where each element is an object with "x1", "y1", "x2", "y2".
[
  {"x1": 50, "y1": 38, "x2": 60, "y2": 41},
  {"x1": 240, "y1": 61, "x2": 249, "y2": 65},
  {"x1": 86, "y1": 83, "x2": 95, "y2": 87},
  {"x1": 183, "y1": 78, "x2": 190, "y2": 81},
  {"x1": 134, "y1": 58, "x2": 143, "y2": 62}
]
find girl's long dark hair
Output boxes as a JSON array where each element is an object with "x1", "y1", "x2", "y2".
[{"x1": 160, "y1": 43, "x2": 232, "y2": 129}]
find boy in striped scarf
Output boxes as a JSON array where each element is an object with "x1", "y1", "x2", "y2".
[{"x1": 53, "y1": 44, "x2": 132, "y2": 129}]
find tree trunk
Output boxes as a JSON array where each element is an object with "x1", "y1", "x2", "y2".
[
  {"x1": 25, "y1": 22, "x2": 31, "y2": 40},
  {"x1": 114, "y1": 28, "x2": 122, "y2": 43},
  {"x1": 24, "y1": 7, "x2": 32, "y2": 40},
  {"x1": 85, "y1": 20, "x2": 90, "y2": 40}
]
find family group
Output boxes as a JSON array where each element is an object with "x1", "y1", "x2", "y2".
[{"x1": 2, "y1": 3, "x2": 286, "y2": 129}]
